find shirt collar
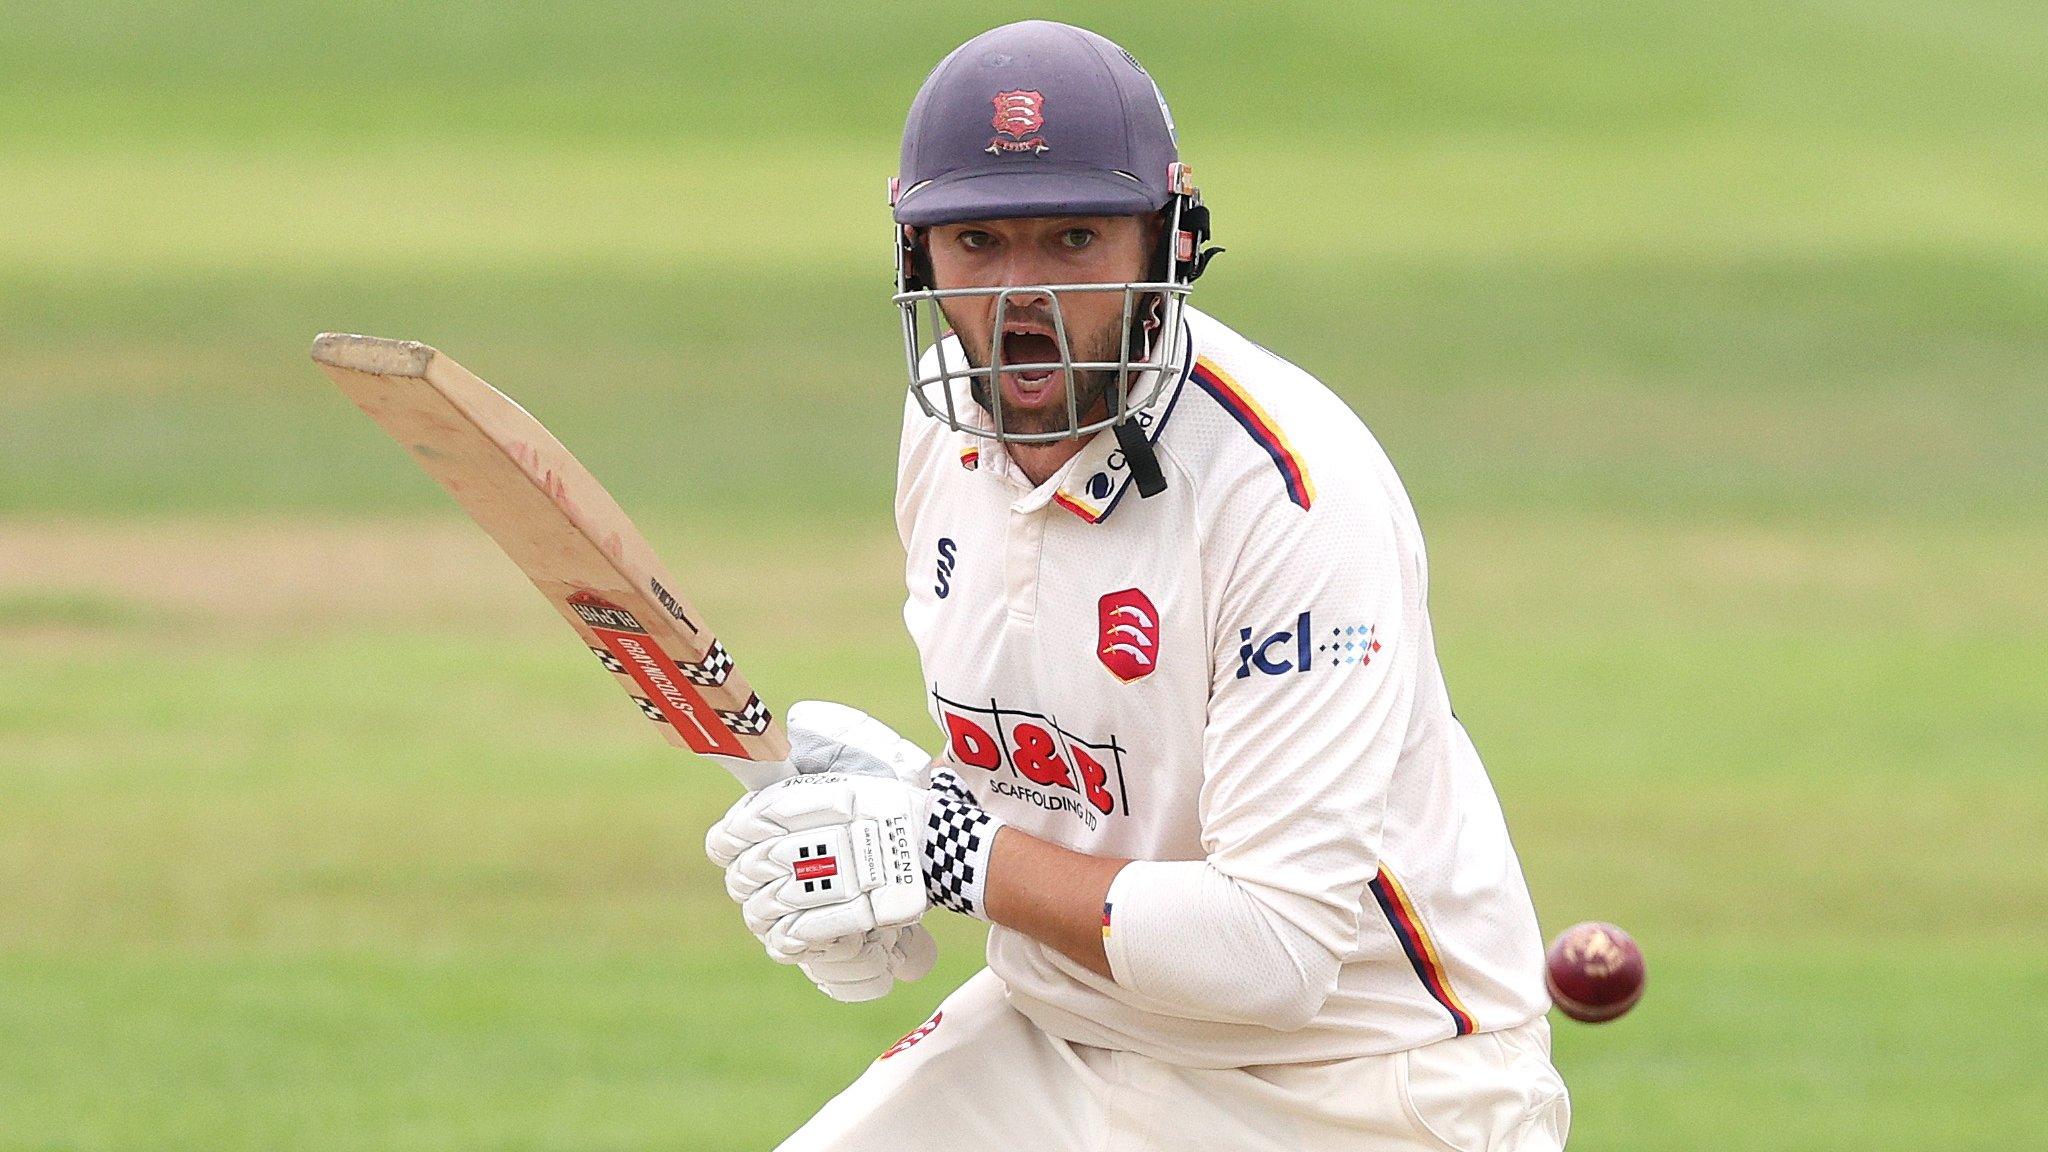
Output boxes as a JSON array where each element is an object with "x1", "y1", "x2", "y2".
[{"x1": 1045, "y1": 314, "x2": 1198, "y2": 525}]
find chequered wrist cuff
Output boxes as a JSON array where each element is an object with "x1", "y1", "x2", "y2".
[{"x1": 925, "y1": 771, "x2": 1000, "y2": 920}]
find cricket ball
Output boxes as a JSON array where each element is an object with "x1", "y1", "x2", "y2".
[{"x1": 1545, "y1": 921, "x2": 1645, "y2": 1023}]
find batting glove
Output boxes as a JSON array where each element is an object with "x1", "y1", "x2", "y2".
[
  {"x1": 791, "y1": 919, "x2": 939, "y2": 1003},
  {"x1": 704, "y1": 700, "x2": 967, "y2": 1001},
  {"x1": 707, "y1": 767, "x2": 1004, "y2": 957}
]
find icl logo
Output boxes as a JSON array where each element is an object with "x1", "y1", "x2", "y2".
[{"x1": 1236, "y1": 611, "x2": 1313, "y2": 677}]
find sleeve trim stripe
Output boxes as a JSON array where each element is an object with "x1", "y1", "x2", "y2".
[
  {"x1": 1190, "y1": 357, "x2": 1316, "y2": 510},
  {"x1": 1370, "y1": 865, "x2": 1476, "y2": 1035}
]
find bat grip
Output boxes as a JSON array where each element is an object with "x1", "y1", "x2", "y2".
[{"x1": 720, "y1": 756, "x2": 796, "y2": 790}]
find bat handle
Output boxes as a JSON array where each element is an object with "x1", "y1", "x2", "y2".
[{"x1": 719, "y1": 756, "x2": 796, "y2": 790}]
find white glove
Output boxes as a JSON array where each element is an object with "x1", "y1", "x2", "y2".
[
  {"x1": 709, "y1": 770, "x2": 933, "y2": 949},
  {"x1": 792, "y1": 918, "x2": 938, "y2": 1003},
  {"x1": 706, "y1": 709, "x2": 1004, "y2": 959},
  {"x1": 703, "y1": 699, "x2": 931, "y2": 790},
  {"x1": 710, "y1": 766, "x2": 1004, "y2": 954},
  {"x1": 706, "y1": 700, "x2": 950, "y2": 1002}
]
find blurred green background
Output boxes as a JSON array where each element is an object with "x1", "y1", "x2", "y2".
[{"x1": 2, "y1": 2, "x2": 2044, "y2": 1148}]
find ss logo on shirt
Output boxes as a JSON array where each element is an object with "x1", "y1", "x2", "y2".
[{"x1": 934, "y1": 537, "x2": 958, "y2": 598}]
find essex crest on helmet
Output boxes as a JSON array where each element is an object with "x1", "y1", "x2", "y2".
[{"x1": 988, "y1": 89, "x2": 1049, "y2": 154}]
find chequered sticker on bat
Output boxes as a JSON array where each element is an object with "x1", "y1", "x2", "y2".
[
  {"x1": 717, "y1": 694, "x2": 773, "y2": 736},
  {"x1": 679, "y1": 640, "x2": 733, "y2": 687},
  {"x1": 632, "y1": 696, "x2": 666, "y2": 723},
  {"x1": 592, "y1": 646, "x2": 626, "y2": 674}
]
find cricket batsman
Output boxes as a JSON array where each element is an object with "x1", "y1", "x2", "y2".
[{"x1": 704, "y1": 20, "x2": 1570, "y2": 1149}]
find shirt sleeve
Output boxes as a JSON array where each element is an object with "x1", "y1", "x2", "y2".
[{"x1": 1102, "y1": 463, "x2": 1415, "y2": 1026}]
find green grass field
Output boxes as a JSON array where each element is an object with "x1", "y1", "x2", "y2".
[{"x1": 2, "y1": 3, "x2": 2044, "y2": 1148}]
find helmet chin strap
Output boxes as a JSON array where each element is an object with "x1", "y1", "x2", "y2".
[
  {"x1": 1115, "y1": 173, "x2": 1221, "y2": 500},
  {"x1": 1114, "y1": 416, "x2": 1168, "y2": 498},
  {"x1": 1110, "y1": 292, "x2": 1168, "y2": 498}
]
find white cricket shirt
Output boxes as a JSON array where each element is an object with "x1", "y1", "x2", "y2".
[{"x1": 896, "y1": 306, "x2": 1550, "y2": 1066}]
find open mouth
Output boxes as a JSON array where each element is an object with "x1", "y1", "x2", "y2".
[{"x1": 999, "y1": 331, "x2": 1063, "y2": 391}]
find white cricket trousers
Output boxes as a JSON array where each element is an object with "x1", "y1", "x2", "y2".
[{"x1": 779, "y1": 969, "x2": 1571, "y2": 1151}]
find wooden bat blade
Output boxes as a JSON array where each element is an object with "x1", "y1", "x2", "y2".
[{"x1": 312, "y1": 332, "x2": 790, "y2": 782}]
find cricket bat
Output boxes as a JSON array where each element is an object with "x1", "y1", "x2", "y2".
[{"x1": 311, "y1": 333, "x2": 790, "y2": 789}]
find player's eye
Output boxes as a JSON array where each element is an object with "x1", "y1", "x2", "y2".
[
  {"x1": 1059, "y1": 228, "x2": 1095, "y2": 250},
  {"x1": 957, "y1": 230, "x2": 994, "y2": 251}
]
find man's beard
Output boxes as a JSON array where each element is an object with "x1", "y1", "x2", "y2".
[
  {"x1": 969, "y1": 365, "x2": 1116, "y2": 437},
  {"x1": 950, "y1": 310, "x2": 1127, "y2": 438}
]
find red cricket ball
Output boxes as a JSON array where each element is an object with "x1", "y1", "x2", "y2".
[{"x1": 1545, "y1": 921, "x2": 1646, "y2": 1023}]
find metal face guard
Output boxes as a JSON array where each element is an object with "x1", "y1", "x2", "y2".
[{"x1": 892, "y1": 279, "x2": 1191, "y2": 444}]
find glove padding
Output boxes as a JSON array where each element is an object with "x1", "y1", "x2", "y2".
[
  {"x1": 782, "y1": 700, "x2": 933, "y2": 787},
  {"x1": 705, "y1": 700, "x2": 948, "y2": 1002},
  {"x1": 702, "y1": 699, "x2": 931, "y2": 791},
  {"x1": 709, "y1": 764, "x2": 1003, "y2": 960},
  {"x1": 796, "y1": 921, "x2": 938, "y2": 1003},
  {"x1": 711, "y1": 771, "x2": 933, "y2": 952}
]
